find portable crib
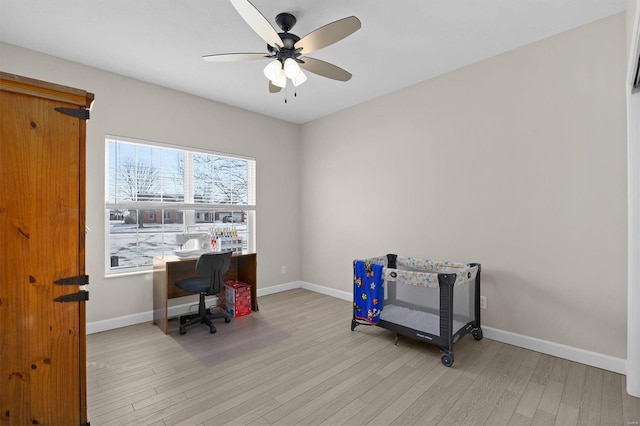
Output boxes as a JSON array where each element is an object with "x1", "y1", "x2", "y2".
[{"x1": 351, "y1": 254, "x2": 482, "y2": 367}]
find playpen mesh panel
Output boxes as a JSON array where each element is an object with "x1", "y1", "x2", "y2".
[
  {"x1": 379, "y1": 256, "x2": 478, "y2": 336},
  {"x1": 453, "y1": 277, "x2": 475, "y2": 325},
  {"x1": 390, "y1": 280, "x2": 440, "y2": 312}
]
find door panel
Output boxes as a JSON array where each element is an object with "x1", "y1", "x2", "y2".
[{"x1": 1, "y1": 90, "x2": 82, "y2": 425}]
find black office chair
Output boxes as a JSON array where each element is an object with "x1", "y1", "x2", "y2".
[{"x1": 175, "y1": 251, "x2": 232, "y2": 335}]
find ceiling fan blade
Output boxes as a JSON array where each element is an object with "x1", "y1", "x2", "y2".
[
  {"x1": 202, "y1": 53, "x2": 268, "y2": 62},
  {"x1": 229, "y1": 0, "x2": 282, "y2": 48},
  {"x1": 296, "y1": 16, "x2": 361, "y2": 54},
  {"x1": 269, "y1": 81, "x2": 282, "y2": 93},
  {"x1": 299, "y1": 57, "x2": 352, "y2": 82}
]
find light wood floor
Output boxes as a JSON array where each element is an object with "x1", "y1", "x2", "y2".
[{"x1": 87, "y1": 289, "x2": 640, "y2": 426}]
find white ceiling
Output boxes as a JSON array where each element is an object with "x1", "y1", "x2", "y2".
[{"x1": 0, "y1": 0, "x2": 626, "y2": 124}]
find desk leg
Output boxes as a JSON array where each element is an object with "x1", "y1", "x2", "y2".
[
  {"x1": 153, "y1": 259, "x2": 169, "y2": 334},
  {"x1": 236, "y1": 253, "x2": 258, "y2": 312},
  {"x1": 253, "y1": 283, "x2": 259, "y2": 311}
]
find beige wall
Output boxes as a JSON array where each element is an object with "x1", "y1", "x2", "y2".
[
  {"x1": 0, "y1": 42, "x2": 302, "y2": 323},
  {"x1": 629, "y1": 0, "x2": 638, "y2": 54},
  {"x1": 301, "y1": 14, "x2": 628, "y2": 358},
  {"x1": 0, "y1": 13, "x2": 629, "y2": 360}
]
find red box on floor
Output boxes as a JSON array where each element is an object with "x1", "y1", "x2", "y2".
[{"x1": 224, "y1": 280, "x2": 251, "y2": 318}]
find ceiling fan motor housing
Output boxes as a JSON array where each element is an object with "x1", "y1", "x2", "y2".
[{"x1": 267, "y1": 26, "x2": 302, "y2": 63}]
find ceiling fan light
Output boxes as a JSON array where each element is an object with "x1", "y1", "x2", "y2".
[
  {"x1": 272, "y1": 74, "x2": 287, "y2": 88},
  {"x1": 284, "y1": 58, "x2": 301, "y2": 79},
  {"x1": 263, "y1": 60, "x2": 282, "y2": 80},
  {"x1": 292, "y1": 70, "x2": 307, "y2": 87}
]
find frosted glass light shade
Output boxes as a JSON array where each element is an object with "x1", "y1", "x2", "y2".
[
  {"x1": 272, "y1": 74, "x2": 287, "y2": 88},
  {"x1": 284, "y1": 58, "x2": 301, "y2": 79},
  {"x1": 292, "y1": 70, "x2": 307, "y2": 87},
  {"x1": 263, "y1": 60, "x2": 282, "y2": 80}
]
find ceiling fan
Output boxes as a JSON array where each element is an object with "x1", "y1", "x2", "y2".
[{"x1": 203, "y1": 0, "x2": 361, "y2": 94}]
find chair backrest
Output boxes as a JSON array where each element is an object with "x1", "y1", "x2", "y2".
[{"x1": 195, "y1": 251, "x2": 233, "y2": 295}]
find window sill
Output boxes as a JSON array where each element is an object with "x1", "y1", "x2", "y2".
[{"x1": 104, "y1": 269, "x2": 152, "y2": 279}]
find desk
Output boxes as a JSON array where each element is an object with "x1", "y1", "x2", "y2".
[{"x1": 153, "y1": 253, "x2": 257, "y2": 334}]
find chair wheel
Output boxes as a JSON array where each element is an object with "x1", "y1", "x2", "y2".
[
  {"x1": 210, "y1": 326, "x2": 217, "y2": 334},
  {"x1": 472, "y1": 328, "x2": 483, "y2": 341},
  {"x1": 179, "y1": 326, "x2": 186, "y2": 335},
  {"x1": 225, "y1": 317, "x2": 231, "y2": 323},
  {"x1": 441, "y1": 353, "x2": 454, "y2": 367}
]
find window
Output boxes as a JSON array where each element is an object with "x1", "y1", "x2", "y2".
[{"x1": 105, "y1": 136, "x2": 256, "y2": 274}]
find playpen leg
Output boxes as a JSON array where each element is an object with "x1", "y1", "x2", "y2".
[
  {"x1": 472, "y1": 327, "x2": 483, "y2": 340},
  {"x1": 441, "y1": 351, "x2": 454, "y2": 367},
  {"x1": 394, "y1": 334, "x2": 399, "y2": 346},
  {"x1": 350, "y1": 318, "x2": 358, "y2": 331}
]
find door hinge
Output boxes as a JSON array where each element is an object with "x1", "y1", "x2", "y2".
[
  {"x1": 54, "y1": 290, "x2": 89, "y2": 303},
  {"x1": 54, "y1": 275, "x2": 89, "y2": 286},
  {"x1": 54, "y1": 107, "x2": 90, "y2": 120}
]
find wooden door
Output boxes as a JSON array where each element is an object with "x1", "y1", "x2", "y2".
[{"x1": 0, "y1": 73, "x2": 93, "y2": 425}]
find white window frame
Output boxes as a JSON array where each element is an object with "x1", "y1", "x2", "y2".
[{"x1": 104, "y1": 135, "x2": 256, "y2": 275}]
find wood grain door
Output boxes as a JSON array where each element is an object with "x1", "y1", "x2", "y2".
[{"x1": 0, "y1": 74, "x2": 91, "y2": 425}]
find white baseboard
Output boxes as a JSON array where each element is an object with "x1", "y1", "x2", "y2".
[
  {"x1": 482, "y1": 326, "x2": 626, "y2": 375},
  {"x1": 86, "y1": 281, "x2": 627, "y2": 375},
  {"x1": 300, "y1": 281, "x2": 352, "y2": 301},
  {"x1": 256, "y1": 281, "x2": 302, "y2": 296},
  {"x1": 256, "y1": 281, "x2": 352, "y2": 300},
  {"x1": 86, "y1": 298, "x2": 218, "y2": 335},
  {"x1": 87, "y1": 311, "x2": 152, "y2": 335}
]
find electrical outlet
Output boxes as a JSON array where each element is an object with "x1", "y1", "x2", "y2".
[
  {"x1": 281, "y1": 265, "x2": 286, "y2": 274},
  {"x1": 480, "y1": 296, "x2": 487, "y2": 310}
]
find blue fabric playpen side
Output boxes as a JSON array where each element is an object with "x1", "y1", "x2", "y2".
[{"x1": 351, "y1": 254, "x2": 482, "y2": 367}]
